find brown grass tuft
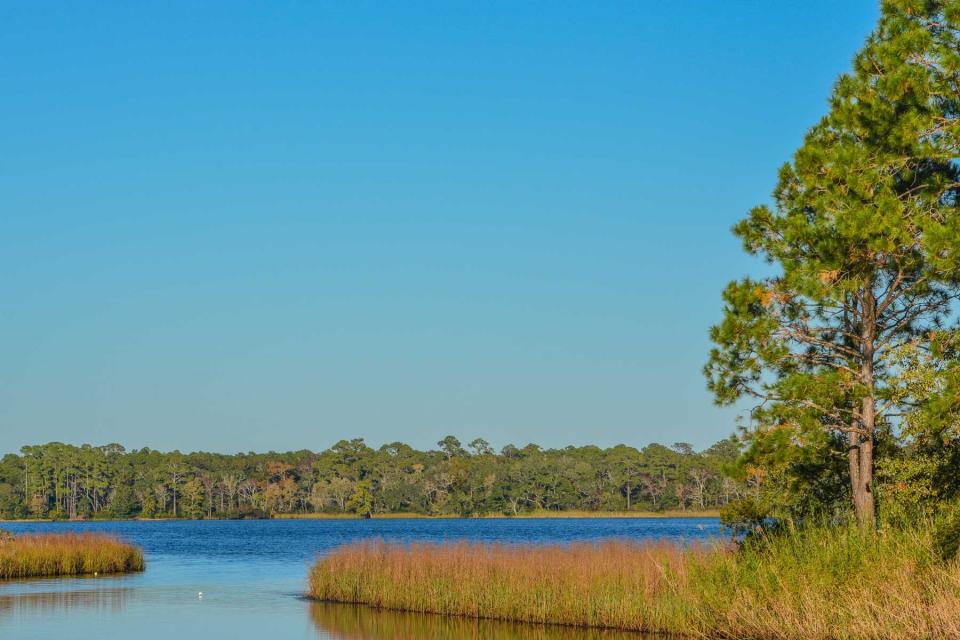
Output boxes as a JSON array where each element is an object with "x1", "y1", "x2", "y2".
[{"x1": 0, "y1": 533, "x2": 144, "y2": 580}]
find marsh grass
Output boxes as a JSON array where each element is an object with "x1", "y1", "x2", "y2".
[
  {"x1": 0, "y1": 533, "x2": 144, "y2": 580},
  {"x1": 308, "y1": 526, "x2": 960, "y2": 639}
]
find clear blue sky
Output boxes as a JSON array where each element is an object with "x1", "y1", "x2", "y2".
[{"x1": 0, "y1": 1, "x2": 878, "y2": 455}]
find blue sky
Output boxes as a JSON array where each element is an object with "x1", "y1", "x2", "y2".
[{"x1": 0, "y1": 1, "x2": 878, "y2": 454}]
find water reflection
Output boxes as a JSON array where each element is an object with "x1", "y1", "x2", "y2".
[
  {"x1": 310, "y1": 602, "x2": 649, "y2": 640},
  {"x1": 0, "y1": 586, "x2": 131, "y2": 616}
]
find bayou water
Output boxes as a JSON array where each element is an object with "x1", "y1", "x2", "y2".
[{"x1": 0, "y1": 518, "x2": 720, "y2": 639}]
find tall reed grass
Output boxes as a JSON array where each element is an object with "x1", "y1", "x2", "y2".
[
  {"x1": 0, "y1": 533, "x2": 144, "y2": 579},
  {"x1": 308, "y1": 527, "x2": 960, "y2": 639}
]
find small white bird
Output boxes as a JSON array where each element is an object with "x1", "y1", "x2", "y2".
[{"x1": 198, "y1": 592, "x2": 203, "y2": 599}]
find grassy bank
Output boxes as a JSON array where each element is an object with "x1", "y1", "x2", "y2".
[
  {"x1": 0, "y1": 532, "x2": 144, "y2": 579},
  {"x1": 309, "y1": 526, "x2": 960, "y2": 639},
  {"x1": 276, "y1": 509, "x2": 717, "y2": 520}
]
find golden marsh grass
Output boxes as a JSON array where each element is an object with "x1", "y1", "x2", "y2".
[
  {"x1": 0, "y1": 533, "x2": 144, "y2": 580},
  {"x1": 309, "y1": 527, "x2": 960, "y2": 639}
]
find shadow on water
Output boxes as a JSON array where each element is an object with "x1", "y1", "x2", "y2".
[{"x1": 309, "y1": 602, "x2": 652, "y2": 640}]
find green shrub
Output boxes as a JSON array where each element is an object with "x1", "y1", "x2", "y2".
[
  {"x1": 719, "y1": 497, "x2": 769, "y2": 535},
  {"x1": 933, "y1": 508, "x2": 960, "y2": 561}
]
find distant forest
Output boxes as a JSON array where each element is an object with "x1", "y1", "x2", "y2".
[{"x1": 0, "y1": 437, "x2": 743, "y2": 519}]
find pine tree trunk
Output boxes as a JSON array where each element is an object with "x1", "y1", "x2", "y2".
[
  {"x1": 849, "y1": 433, "x2": 875, "y2": 526},
  {"x1": 847, "y1": 425, "x2": 860, "y2": 511},
  {"x1": 855, "y1": 398, "x2": 876, "y2": 526},
  {"x1": 853, "y1": 292, "x2": 877, "y2": 527}
]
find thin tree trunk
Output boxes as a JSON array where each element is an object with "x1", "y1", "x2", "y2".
[
  {"x1": 857, "y1": 405, "x2": 876, "y2": 526},
  {"x1": 847, "y1": 427, "x2": 861, "y2": 513},
  {"x1": 853, "y1": 291, "x2": 877, "y2": 527}
]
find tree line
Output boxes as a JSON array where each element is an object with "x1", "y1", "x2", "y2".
[{"x1": 0, "y1": 437, "x2": 744, "y2": 520}]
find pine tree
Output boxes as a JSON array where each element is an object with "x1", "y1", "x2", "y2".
[{"x1": 706, "y1": 0, "x2": 960, "y2": 526}]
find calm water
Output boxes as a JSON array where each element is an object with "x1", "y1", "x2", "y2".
[{"x1": 0, "y1": 518, "x2": 720, "y2": 639}]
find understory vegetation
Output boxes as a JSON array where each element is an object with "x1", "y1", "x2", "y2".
[
  {"x1": 0, "y1": 531, "x2": 144, "y2": 579},
  {"x1": 309, "y1": 526, "x2": 960, "y2": 639}
]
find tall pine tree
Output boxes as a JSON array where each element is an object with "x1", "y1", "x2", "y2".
[{"x1": 706, "y1": 0, "x2": 960, "y2": 525}]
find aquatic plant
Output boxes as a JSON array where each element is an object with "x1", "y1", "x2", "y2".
[
  {"x1": 309, "y1": 526, "x2": 960, "y2": 639},
  {"x1": 0, "y1": 533, "x2": 144, "y2": 579}
]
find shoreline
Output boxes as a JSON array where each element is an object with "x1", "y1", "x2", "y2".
[
  {"x1": 0, "y1": 509, "x2": 719, "y2": 523},
  {"x1": 275, "y1": 509, "x2": 720, "y2": 520}
]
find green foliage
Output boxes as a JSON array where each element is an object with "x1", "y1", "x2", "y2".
[
  {"x1": 0, "y1": 437, "x2": 744, "y2": 520},
  {"x1": 719, "y1": 498, "x2": 769, "y2": 535},
  {"x1": 347, "y1": 481, "x2": 374, "y2": 518},
  {"x1": 180, "y1": 477, "x2": 205, "y2": 519},
  {"x1": 933, "y1": 508, "x2": 960, "y2": 562},
  {"x1": 108, "y1": 484, "x2": 138, "y2": 519},
  {"x1": 705, "y1": 0, "x2": 960, "y2": 524},
  {"x1": 0, "y1": 483, "x2": 20, "y2": 520},
  {"x1": 875, "y1": 338, "x2": 960, "y2": 525}
]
